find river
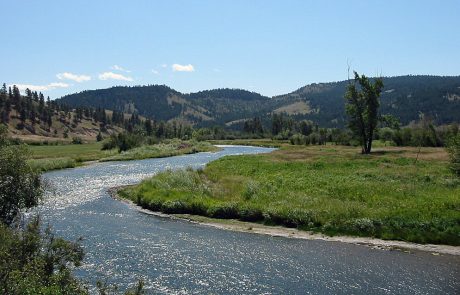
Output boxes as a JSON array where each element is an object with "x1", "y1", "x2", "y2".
[{"x1": 38, "y1": 146, "x2": 459, "y2": 294}]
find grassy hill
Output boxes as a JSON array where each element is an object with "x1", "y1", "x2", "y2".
[
  {"x1": 0, "y1": 87, "x2": 126, "y2": 143},
  {"x1": 56, "y1": 75, "x2": 460, "y2": 129},
  {"x1": 5, "y1": 108, "x2": 122, "y2": 143}
]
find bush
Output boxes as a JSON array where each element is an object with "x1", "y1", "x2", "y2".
[
  {"x1": 239, "y1": 206, "x2": 264, "y2": 222},
  {"x1": 0, "y1": 219, "x2": 86, "y2": 294},
  {"x1": 0, "y1": 128, "x2": 43, "y2": 225},
  {"x1": 101, "y1": 132, "x2": 144, "y2": 152},
  {"x1": 242, "y1": 180, "x2": 260, "y2": 200},
  {"x1": 102, "y1": 134, "x2": 118, "y2": 150},
  {"x1": 290, "y1": 133, "x2": 308, "y2": 145},
  {"x1": 72, "y1": 137, "x2": 83, "y2": 144},
  {"x1": 208, "y1": 203, "x2": 239, "y2": 219},
  {"x1": 446, "y1": 133, "x2": 460, "y2": 176}
]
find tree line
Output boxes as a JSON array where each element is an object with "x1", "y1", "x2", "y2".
[{"x1": 0, "y1": 83, "x2": 54, "y2": 129}]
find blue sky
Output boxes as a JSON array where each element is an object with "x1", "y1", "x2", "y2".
[{"x1": 1, "y1": 0, "x2": 459, "y2": 98}]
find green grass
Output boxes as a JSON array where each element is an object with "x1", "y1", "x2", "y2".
[
  {"x1": 29, "y1": 142, "x2": 116, "y2": 162},
  {"x1": 100, "y1": 140, "x2": 219, "y2": 161},
  {"x1": 28, "y1": 140, "x2": 219, "y2": 171},
  {"x1": 28, "y1": 142, "x2": 117, "y2": 171},
  {"x1": 120, "y1": 145, "x2": 460, "y2": 245},
  {"x1": 28, "y1": 157, "x2": 77, "y2": 172}
]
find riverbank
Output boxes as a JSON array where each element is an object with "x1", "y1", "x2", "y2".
[
  {"x1": 28, "y1": 140, "x2": 219, "y2": 171},
  {"x1": 118, "y1": 144, "x2": 460, "y2": 246},
  {"x1": 109, "y1": 185, "x2": 460, "y2": 256},
  {"x1": 209, "y1": 138, "x2": 287, "y2": 148}
]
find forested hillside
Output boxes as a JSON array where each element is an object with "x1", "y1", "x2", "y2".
[
  {"x1": 58, "y1": 86, "x2": 280, "y2": 127},
  {"x1": 56, "y1": 75, "x2": 460, "y2": 128},
  {"x1": 276, "y1": 75, "x2": 460, "y2": 127}
]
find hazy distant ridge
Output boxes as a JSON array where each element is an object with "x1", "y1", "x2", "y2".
[{"x1": 57, "y1": 75, "x2": 460, "y2": 127}]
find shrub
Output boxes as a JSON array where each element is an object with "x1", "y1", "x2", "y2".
[
  {"x1": 101, "y1": 132, "x2": 144, "y2": 152},
  {"x1": 208, "y1": 203, "x2": 239, "y2": 219},
  {"x1": 290, "y1": 134, "x2": 306, "y2": 145},
  {"x1": 0, "y1": 130, "x2": 43, "y2": 225},
  {"x1": 239, "y1": 206, "x2": 264, "y2": 222},
  {"x1": 0, "y1": 219, "x2": 86, "y2": 294},
  {"x1": 96, "y1": 132, "x2": 103, "y2": 142},
  {"x1": 161, "y1": 200, "x2": 190, "y2": 214},
  {"x1": 446, "y1": 133, "x2": 460, "y2": 176},
  {"x1": 102, "y1": 134, "x2": 118, "y2": 150},
  {"x1": 72, "y1": 137, "x2": 83, "y2": 144},
  {"x1": 346, "y1": 218, "x2": 381, "y2": 235},
  {"x1": 242, "y1": 180, "x2": 260, "y2": 200}
]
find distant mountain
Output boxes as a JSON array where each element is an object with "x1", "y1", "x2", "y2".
[
  {"x1": 275, "y1": 75, "x2": 460, "y2": 127},
  {"x1": 56, "y1": 75, "x2": 460, "y2": 128},
  {"x1": 57, "y1": 86, "x2": 283, "y2": 127}
]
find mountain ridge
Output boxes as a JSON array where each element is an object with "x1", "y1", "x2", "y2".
[{"x1": 56, "y1": 75, "x2": 460, "y2": 128}]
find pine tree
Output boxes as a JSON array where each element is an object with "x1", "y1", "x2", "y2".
[
  {"x1": 47, "y1": 113, "x2": 53, "y2": 129},
  {"x1": 145, "y1": 119, "x2": 153, "y2": 136},
  {"x1": 2, "y1": 86, "x2": 11, "y2": 123},
  {"x1": 12, "y1": 85, "x2": 21, "y2": 106},
  {"x1": 0, "y1": 84, "x2": 6, "y2": 110}
]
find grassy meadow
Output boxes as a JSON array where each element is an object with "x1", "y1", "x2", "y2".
[
  {"x1": 27, "y1": 140, "x2": 219, "y2": 171},
  {"x1": 27, "y1": 142, "x2": 116, "y2": 171},
  {"x1": 120, "y1": 145, "x2": 460, "y2": 245}
]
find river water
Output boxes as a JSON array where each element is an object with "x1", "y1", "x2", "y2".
[{"x1": 38, "y1": 146, "x2": 459, "y2": 294}]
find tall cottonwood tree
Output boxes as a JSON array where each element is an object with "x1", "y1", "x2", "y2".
[{"x1": 345, "y1": 71, "x2": 384, "y2": 154}]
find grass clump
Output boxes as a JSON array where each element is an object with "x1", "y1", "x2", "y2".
[
  {"x1": 121, "y1": 145, "x2": 460, "y2": 245},
  {"x1": 28, "y1": 157, "x2": 77, "y2": 172}
]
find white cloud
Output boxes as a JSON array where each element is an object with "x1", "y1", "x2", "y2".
[
  {"x1": 98, "y1": 72, "x2": 133, "y2": 81},
  {"x1": 152, "y1": 69, "x2": 159, "y2": 75},
  {"x1": 161, "y1": 64, "x2": 168, "y2": 68},
  {"x1": 11, "y1": 82, "x2": 70, "y2": 92},
  {"x1": 48, "y1": 82, "x2": 70, "y2": 88},
  {"x1": 172, "y1": 64, "x2": 195, "y2": 72},
  {"x1": 56, "y1": 72, "x2": 91, "y2": 82},
  {"x1": 111, "y1": 65, "x2": 131, "y2": 73}
]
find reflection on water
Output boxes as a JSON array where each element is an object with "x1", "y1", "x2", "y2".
[{"x1": 38, "y1": 146, "x2": 459, "y2": 294}]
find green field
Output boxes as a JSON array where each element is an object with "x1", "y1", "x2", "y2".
[
  {"x1": 29, "y1": 142, "x2": 112, "y2": 160},
  {"x1": 27, "y1": 142, "x2": 115, "y2": 171},
  {"x1": 27, "y1": 140, "x2": 219, "y2": 171},
  {"x1": 100, "y1": 140, "x2": 219, "y2": 161},
  {"x1": 120, "y1": 145, "x2": 460, "y2": 245}
]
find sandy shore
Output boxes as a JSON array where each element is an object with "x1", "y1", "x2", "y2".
[{"x1": 108, "y1": 186, "x2": 460, "y2": 256}]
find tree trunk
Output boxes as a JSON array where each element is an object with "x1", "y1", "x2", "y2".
[{"x1": 365, "y1": 138, "x2": 373, "y2": 154}]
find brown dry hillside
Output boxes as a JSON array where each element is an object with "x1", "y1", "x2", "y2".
[{"x1": 5, "y1": 109, "x2": 122, "y2": 143}]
